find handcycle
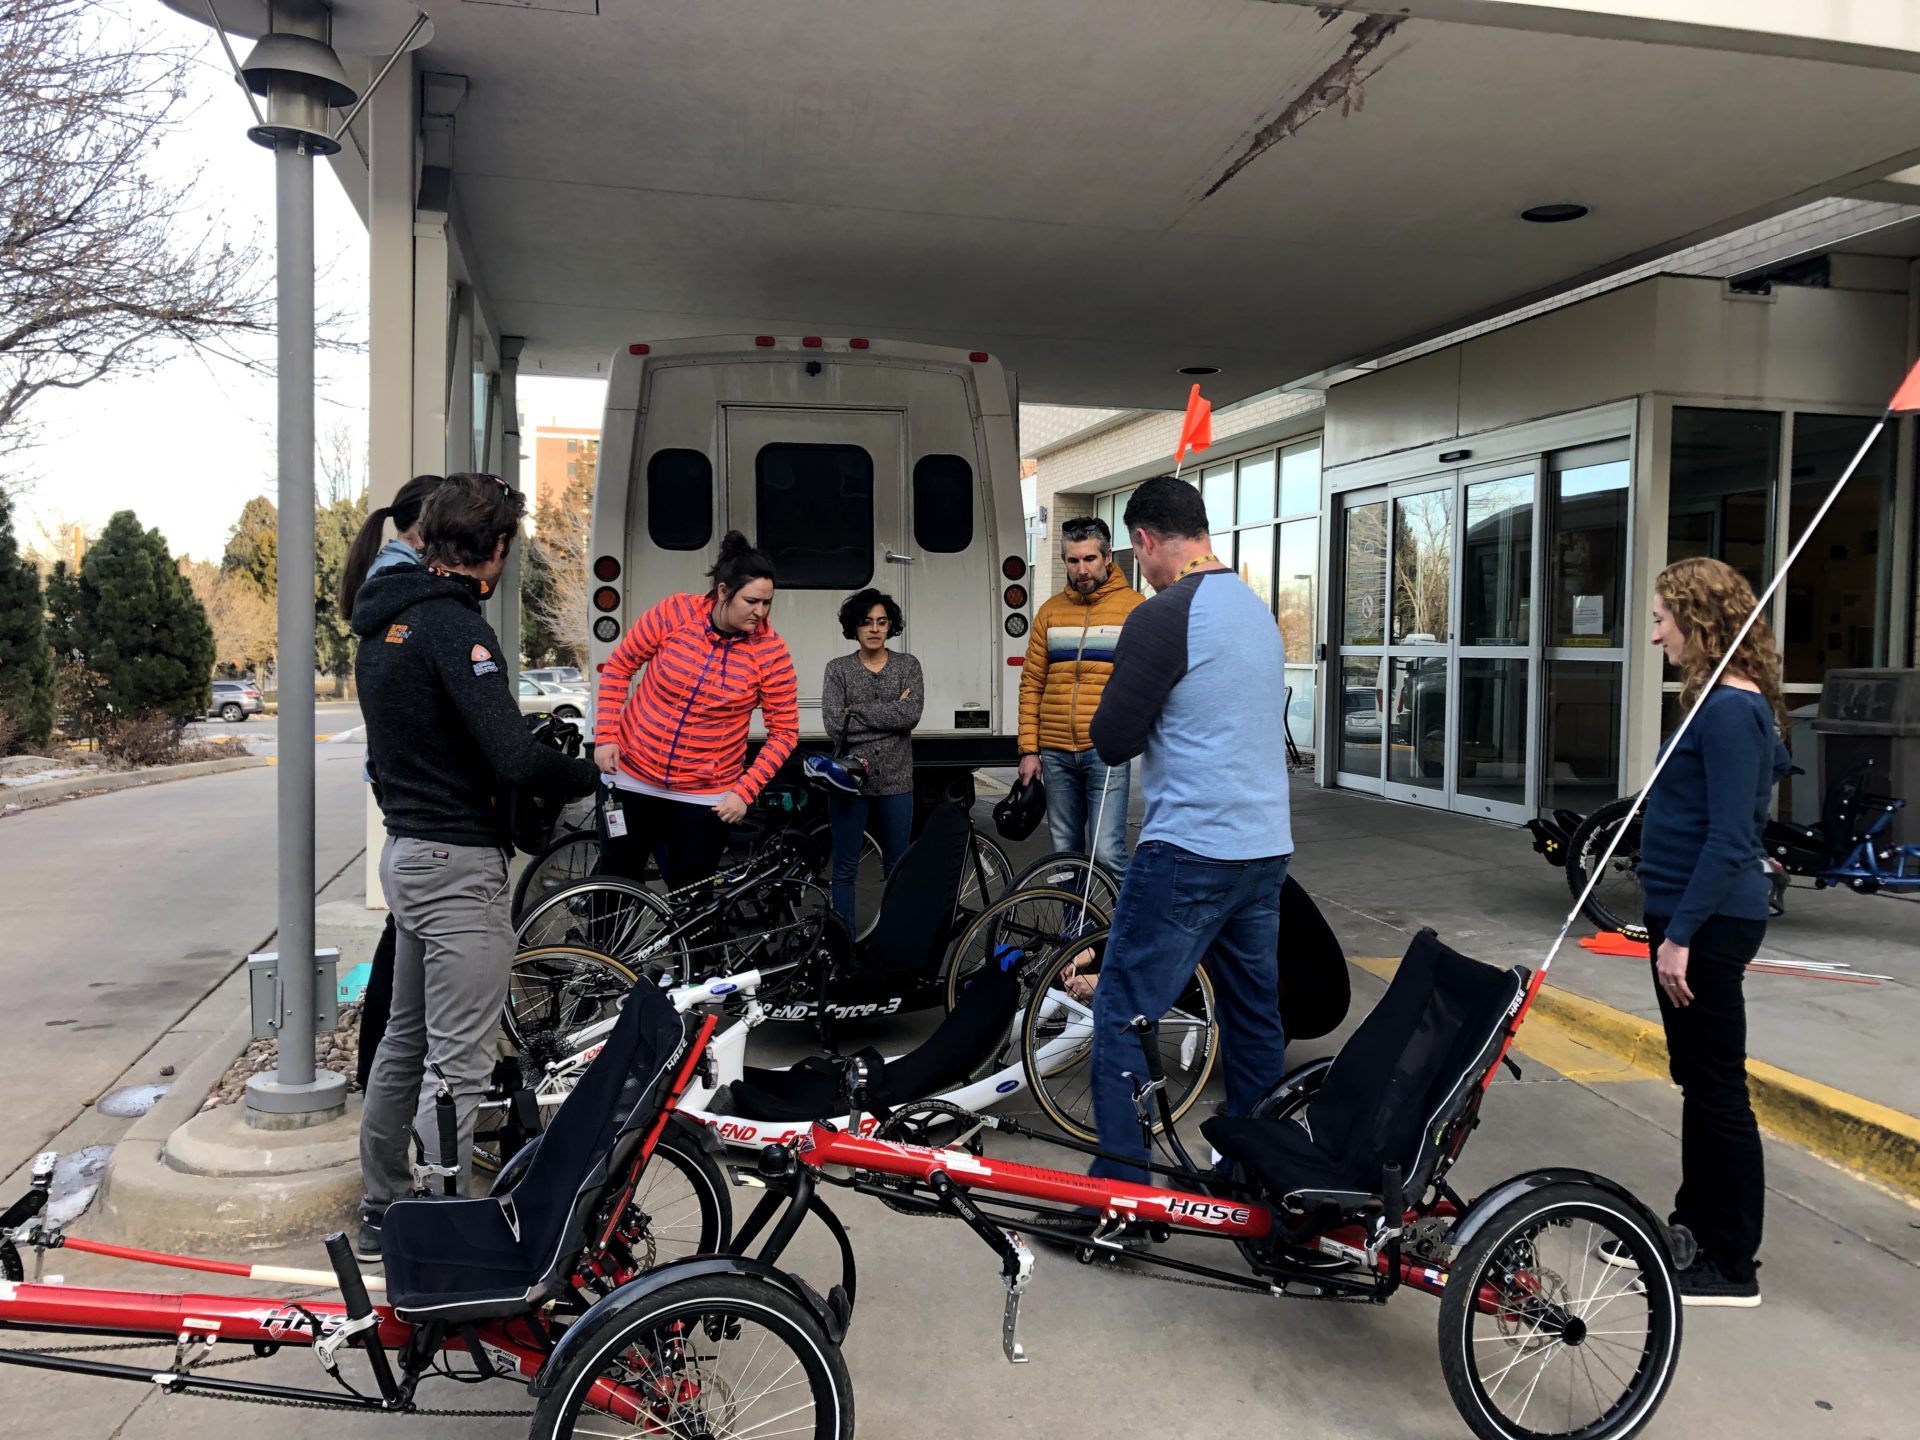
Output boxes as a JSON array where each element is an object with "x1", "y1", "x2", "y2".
[
  {"x1": 0, "y1": 974, "x2": 858, "y2": 1438},
  {"x1": 486, "y1": 874, "x2": 1350, "y2": 1175},
  {"x1": 1528, "y1": 758, "x2": 1920, "y2": 937},
  {"x1": 730, "y1": 926, "x2": 1689, "y2": 1440},
  {"x1": 480, "y1": 950, "x2": 1212, "y2": 1165}
]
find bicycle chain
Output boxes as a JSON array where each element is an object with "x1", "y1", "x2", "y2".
[{"x1": 0, "y1": 1338, "x2": 533, "y2": 1417}]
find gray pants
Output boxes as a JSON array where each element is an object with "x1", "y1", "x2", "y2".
[{"x1": 359, "y1": 835, "x2": 512, "y2": 1210}]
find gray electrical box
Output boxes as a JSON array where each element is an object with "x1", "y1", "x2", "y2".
[{"x1": 247, "y1": 949, "x2": 341, "y2": 1040}]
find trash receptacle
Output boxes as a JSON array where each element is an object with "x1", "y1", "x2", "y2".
[{"x1": 1811, "y1": 669, "x2": 1920, "y2": 846}]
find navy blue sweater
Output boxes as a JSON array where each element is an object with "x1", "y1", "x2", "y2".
[{"x1": 1637, "y1": 686, "x2": 1792, "y2": 946}]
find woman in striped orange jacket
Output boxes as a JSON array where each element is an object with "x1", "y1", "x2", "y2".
[{"x1": 592, "y1": 531, "x2": 800, "y2": 893}]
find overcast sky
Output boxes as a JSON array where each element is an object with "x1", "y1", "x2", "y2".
[{"x1": 12, "y1": 2, "x2": 605, "y2": 564}]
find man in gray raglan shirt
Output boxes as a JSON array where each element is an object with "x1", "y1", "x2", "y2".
[{"x1": 1080, "y1": 474, "x2": 1293, "y2": 1188}]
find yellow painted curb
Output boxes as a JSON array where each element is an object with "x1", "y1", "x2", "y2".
[{"x1": 1354, "y1": 955, "x2": 1920, "y2": 1200}]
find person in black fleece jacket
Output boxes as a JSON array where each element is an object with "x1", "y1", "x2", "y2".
[{"x1": 348, "y1": 473, "x2": 599, "y2": 1257}]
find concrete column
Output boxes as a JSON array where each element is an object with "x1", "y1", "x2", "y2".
[
  {"x1": 363, "y1": 53, "x2": 417, "y2": 910},
  {"x1": 497, "y1": 338, "x2": 525, "y2": 677},
  {"x1": 411, "y1": 191, "x2": 452, "y2": 479},
  {"x1": 447, "y1": 285, "x2": 475, "y2": 472}
]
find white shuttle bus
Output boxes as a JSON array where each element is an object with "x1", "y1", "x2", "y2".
[{"x1": 587, "y1": 334, "x2": 1031, "y2": 809}]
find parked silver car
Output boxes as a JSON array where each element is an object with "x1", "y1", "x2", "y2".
[
  {"x1": 207, "y1": 679, "x2": 266, "y2": 723},
  {"x1": 516, "y1": 676, "x2": 588, "y2": 722}
]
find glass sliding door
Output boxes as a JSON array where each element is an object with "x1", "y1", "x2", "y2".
[
  {"x1": 1382, "y1": 483, "x2": 1454, "y2": 809},
  {"x1": 1456, "y1": 464, "x2": 1538, "y2": 822},
  {"x1": 1543, "y1": 441, "x2": 1631, "y2": 816},
  {"x1": 1335, "y1": 491, "x2": 1389, "y2": 791}
]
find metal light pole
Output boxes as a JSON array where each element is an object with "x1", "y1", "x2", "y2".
[{"x1": 229, "y1": 2, "x2": 356, "y2": 1124}]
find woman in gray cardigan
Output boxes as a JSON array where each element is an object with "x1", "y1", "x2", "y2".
[{"x1": 821, "y1": 588, "x2": 923, "y2": 930}]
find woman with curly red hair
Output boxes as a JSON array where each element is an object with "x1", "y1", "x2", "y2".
[{"x1": 1616, "y1": 556, "x2": 1792, "y2": 1307}]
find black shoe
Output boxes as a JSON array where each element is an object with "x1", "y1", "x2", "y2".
[
  {"x1": 355, "y1": 1213, "x2": 383, "y2": 1262},
  {"x1": 1676, "y1": 1257, "x2": 1760, "y2": 1308}
]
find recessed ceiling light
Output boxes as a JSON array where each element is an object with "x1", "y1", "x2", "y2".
[
  {"x1": 1521, "y1": 204, "x2": 1589, "y2": 224},
  {"x1": 1178, "y1": 365, "x2": 1220, "y2": 376}
]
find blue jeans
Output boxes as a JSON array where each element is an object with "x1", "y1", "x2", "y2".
[
  {"x1": 1088, "y1": 842, "x2": 1290, "y2": 1185},
  {"x1": 828, "y1": 790, "x2": 913, "y2": 933},
  {"x1": 1039, "y1": 749, "x2": 1131, "y2": 877}
]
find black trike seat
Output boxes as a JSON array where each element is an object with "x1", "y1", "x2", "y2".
[
  {"x1": 1204, "y1": 929, "x2": 1525, "y2": 1222},
  {"x1": 726, "y1": 959, "x2": 1019, "y2": 1122},
  {"x1": 381, "y1": 976, "x2": 692, "y2": 1324}
]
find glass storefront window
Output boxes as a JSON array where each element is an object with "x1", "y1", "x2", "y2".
[
  {"x1": 1236, "y1": 524, "x2": 1273, "y2": 610},
  {"x1": 1461, "y1": 474, "x2": 1532, "y2": 646},
  {"x1": 1343, "y1": 501, "x2": 1387, "y2": 645},
  {"x1": 1202, "y1": 464, "x2": 1234, "y2": 536},
  {"x1": 1280, "y1": 438, "x2": 1320, "y2": 517},
  {"x1": 1784, "y1": 414, "x2": 1894, "y2": 683},
  {"x1": 1277, "y1": 520, "x2": 1317, "y2": 664},
  {"x1": 1668, "y1": 408, "x2": 1778, "y2": 598},
  {"x1": 1387, "y1": 655, "x2": 1448, "y2": 789},
  {"x1": 1543, "y1": 660, "x2": 1623, "y2": 814},
  {"x1": 1391, "y1": 489, "x2": 1453, "y2": 643},
  {"x1": 1548, "y1": 454, "x2": 1628, "y2": 648},
  {"x1": 1458, "y1": 658, "x2": 1528, "y2": 809},
  {"x1": 1339, "y1": 654, "x2": 1386, "y2": 778},
  {"x1": 1236, "y1": 453, "x2": 1275, "y2": 526}
]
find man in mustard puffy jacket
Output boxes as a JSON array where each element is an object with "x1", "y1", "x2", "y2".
[{"x1": 1018, "y1": 517, "x2": 1144, "y2": 875}]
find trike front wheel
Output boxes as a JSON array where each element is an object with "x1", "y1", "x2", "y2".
[
  {"x1": 1439, "y1": 1181, "x2": 1681, "y2": 1440},
  {"x1": 532, "y1": 1273, "x2": 853, "y2": 1440}
]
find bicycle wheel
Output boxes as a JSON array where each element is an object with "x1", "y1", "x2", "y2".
[
  {"x1": 512, "y1": 828, "x2": 603, "y2": 923},
  {"x1": 1564, "y1": 799, "x2": 1648, "y2": 940},
  {"x1": 1018, "y1": 928, "x2": 1218, "y2": 1143},
  {"x1": 486, "y1": 1127, "x2": 732, "y2": 1269},
  {"x1": 942, "y1": 885, "x2": 1110, "y2": 1014},
  {"x1": 531, "y1": 1274, "x2": 854, "y2": 1440},
  {"x1": 1010, "y1": 850, "x2": 1121, "y2": 918},
  {"x1": 515, "y1": 877, "x2": 688, "y2": 973},
  {"x1": 1438, "y1": 1182, "x2": 1681, "y2": 1440},
  {"x1": 503, "y1": 943, "x2": 640, "y2": 1054},
  {"x1": 953, "y1": 830, "x2": 1013, "y2": 919}
]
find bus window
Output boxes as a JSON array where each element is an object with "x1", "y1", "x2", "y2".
[
  {"x1": 648, "y1": 449, "x2": 713, "y2": 550},
  {"x1": 756, "y1": 443, "x2": 874, "y2": 588},
  {"x1": 913, "y1": 453, "x2": 973, "y2": 553}
]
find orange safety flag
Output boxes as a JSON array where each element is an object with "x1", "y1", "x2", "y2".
[
  {"x1": 1890, "y1": 356, "x2": 1920, "y2": 414},
  {"x1": 1174, "y1": 383, "x2": 1213, "y2": 467}
]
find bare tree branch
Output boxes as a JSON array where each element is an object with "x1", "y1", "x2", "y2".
[{"x1": 0, "y1": 0, "x2": 276, "y2": 474}]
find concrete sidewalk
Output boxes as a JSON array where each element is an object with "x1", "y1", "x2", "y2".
[{"x1": 1283, "y1": 784, "x2": 1918, "y2": 1155}]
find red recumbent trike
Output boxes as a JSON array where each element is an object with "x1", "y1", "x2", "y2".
[
  {"x1": 728, "y1": 926, "x2": 1690, "y2": 1440},
  {"x1": 0, "y1": 979, "x2": 858, "y2": 1438}
]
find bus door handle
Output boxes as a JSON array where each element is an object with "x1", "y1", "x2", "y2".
[{"x1": 884, "y1": 549, "x2": 916, "y2": 565}]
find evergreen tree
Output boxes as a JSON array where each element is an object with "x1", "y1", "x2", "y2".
[
  {"x1": 0, "y1": 492, "x2": 56, "y2": 748},
  {"x1": 75, "y1": 511, "x2": 214, "y2": 720},
  {"x1": 222, "y1": 495, "x2": 279, "y2": 599},
  {"x1": 43, "y1": 559, "x2": 82, "y2": 662},
  {"x1": 315, "y1": 491, "x2": 365, "y2": 679}
]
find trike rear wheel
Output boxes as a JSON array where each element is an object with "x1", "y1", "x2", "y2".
[
  {"x1": 1439, "y1": 1181, "x2": 1680, "y2": 1440},
  {"x1": 532, "y1": 1273, "x2": 853, "y2": 1439}
]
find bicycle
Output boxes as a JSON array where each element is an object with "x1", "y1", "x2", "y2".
[
  {"x1": 1, "y1": 978, "x2": 855, "y2": 1437},
  {"x1": 1536, "y1": 758, "x2": 1920, "y2": 937},
  {"x1": 734, "y1": 924, "x2": 1687, "y2": 1440}
]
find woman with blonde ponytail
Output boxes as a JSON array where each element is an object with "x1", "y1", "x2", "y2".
[{"x1": 1616, "y1": 556, "x2": 1792, "y2": 1308}]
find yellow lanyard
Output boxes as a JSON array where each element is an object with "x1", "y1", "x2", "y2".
[{"x1": 1175, "y1": 554, "x2": 1224, "y2": 582}]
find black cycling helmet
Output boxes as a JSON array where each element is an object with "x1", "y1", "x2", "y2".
[{"x1": 992, "y1": 772, "x2": 1046, "y2": 841}]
